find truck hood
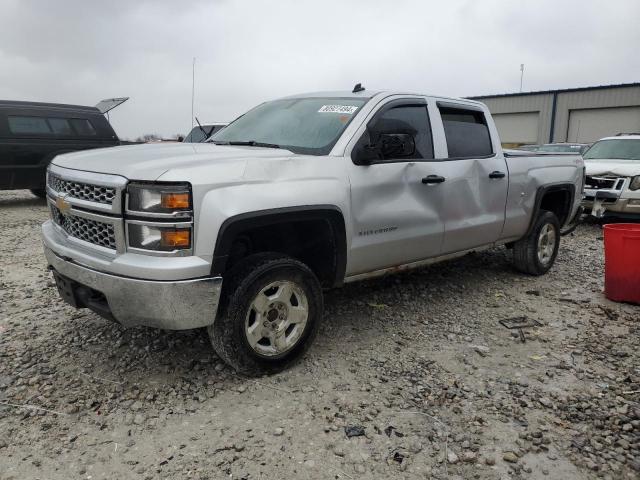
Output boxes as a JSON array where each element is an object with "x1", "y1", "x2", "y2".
[
  {"x1": 585, "y1": 159, "x2": 640, "y2": 177},
  {"x1": 51, "y1": 143, "x2": 289, "y2": 182}
]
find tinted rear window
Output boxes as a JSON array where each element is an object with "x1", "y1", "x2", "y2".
[
  {"x1": 8, "y1": 116, "x2": 52, "y2": 134},
  {"x1": 439, "y1": 107, "x2": 493, "y2": 158},
  {"x1": 48, "y1": 118, "x2": 73, "y2": 135},
  {"x1": 70, "y1": 118, "x2": 97, "y2": 136}
]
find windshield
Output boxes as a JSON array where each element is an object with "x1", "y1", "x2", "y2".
[
  {"x1": 583, "y1": 139, "x2": 640, "y2": 161},
  {"x1": 211, "y1": 97, "x2": 367, "y2": 155},
  {"x1": 184, "y1": 125, "x2": 223, "y2": 143}
]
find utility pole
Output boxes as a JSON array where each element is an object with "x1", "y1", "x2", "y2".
[
  {"x1": 191, "y1": 57, "x2": 196, "y2": 129},
  {"x1": 520, "y1": 64, "x2": 525, "y2": 92}
]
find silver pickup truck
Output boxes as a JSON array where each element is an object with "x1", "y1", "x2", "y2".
[{"x1": 42, "y1": 88, "x2": 584, "y2": 374}]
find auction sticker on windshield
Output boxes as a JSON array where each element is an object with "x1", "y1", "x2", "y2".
[{"x1": 318, "y1": 105, "x2": 359, "y2": 114}]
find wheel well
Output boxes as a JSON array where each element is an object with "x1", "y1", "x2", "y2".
[
  {"x1": 212, "y1": 208, "x2": 346, "y2": 288},
  {"x1": 539, "y1": 188, "x2": 572, "y2": 226}
]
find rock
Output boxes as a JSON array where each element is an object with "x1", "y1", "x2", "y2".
[
  {"x1": 471, "y1": 345, "x2": 490, "y2": 357},
  {"x1": 354, "y1": 464, "x2": 366, "y2": 474},
  {"x1": 273, "y1": 427, "x2": 284, "y2": 436},
  {"x1": 133, "y1": 414, "x2": 145, "y2": 425},
  {"x1": 462, "y1": 451, "x2": 477, "y2": 463},
  {"x1": 538, "y1": 397, "x2": 553, "y2": 408},
  {"x1": 484, "y1": 456, "x2": 496, "y2": 466},
  {"x1": 344, "y1": 425, "x2": 365, "y2": 438},
  {"x1": 447, "y1": 451, "x2": 459, "y2": 464},
  {"x1": 333, "y1": 446, "x2": 345, "y2": 457},
  {"x1": 503, "y1": 451, "x2": 518, "y2": 463}
]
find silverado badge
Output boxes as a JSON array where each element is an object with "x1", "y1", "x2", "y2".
[{"x1": 56, "y1": 194, "x2": 71, "y2": 215}]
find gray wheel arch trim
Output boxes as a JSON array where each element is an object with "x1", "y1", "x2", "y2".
[{"x1": 524, "y1": 183, "x2": 576, "y2": 237}]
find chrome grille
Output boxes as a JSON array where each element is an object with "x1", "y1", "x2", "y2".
[
  {"x1": 48, "y1": 173, "x2": 116, "y2": 205},
  {"x1": 585, "y1": 176, "x2": 624, "y2": 191},
  {"x1": 50, "y1": 205, "x2": 117, "y2": 250}
]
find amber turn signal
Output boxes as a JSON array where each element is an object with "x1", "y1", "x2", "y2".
[
  {"x1": 161, "y1": 192, "x2": 190, "y2": 209},
  {"x1": 160, "y1": 229, "x2": 191, "y2": 248}
]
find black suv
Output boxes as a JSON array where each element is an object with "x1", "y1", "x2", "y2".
[{"x1": 0, "y1": 100, "x2": 120, "y2": 197}]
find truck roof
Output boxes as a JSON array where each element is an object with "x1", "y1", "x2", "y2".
[{"x1": 281, "y1": 90, "x2": 485, "y2": 107}]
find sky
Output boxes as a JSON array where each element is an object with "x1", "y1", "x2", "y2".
[{"x1": 1, "y1": 0, "x2": 638, "y2": 140}]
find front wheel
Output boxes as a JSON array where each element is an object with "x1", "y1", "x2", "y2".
[
  {"x1": 208, "y1": 253, "x2": 323, "y2": 375},
  {"x1": 512, "y1": 210, "x2": 560, "y2": 275}
]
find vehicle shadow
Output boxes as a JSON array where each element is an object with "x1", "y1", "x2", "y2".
[{"x1": 0, "y1": 191, "x2": 46, "y2": 208}]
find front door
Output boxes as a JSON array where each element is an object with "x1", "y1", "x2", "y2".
[{"x1": 346, "y1": 98, "x2": 446, "y2": 275}]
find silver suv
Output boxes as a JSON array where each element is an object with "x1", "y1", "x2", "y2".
[
  {"x1": 582, "y1": 134, "x2": 640, "y2": 218},
  {"x1": 42, "y1": 88, "x2": 584, "y2": 374}
]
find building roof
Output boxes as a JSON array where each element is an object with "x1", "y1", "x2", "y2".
[{"x1": 468, "y1": 82, "x2": 640, "y2": 100}]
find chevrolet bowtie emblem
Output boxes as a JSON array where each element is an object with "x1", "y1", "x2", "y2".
[{"x1": 56, "y1": 194, "x2": 71, "y2": 215}]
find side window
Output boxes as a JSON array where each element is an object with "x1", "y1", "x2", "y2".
[
  {"x1": 48, "y1": 118, "x2": 73, "y2": 135},
  {"x1": 8, "y1": 116, "x2": 52, "y2": 135},
  {"x1": 368, "y1": 105, "x2": 433, "y2": 161},
  {"x1": 70, "y1": 118, "x2": 97, "y2": 136},
  {"x1": 439, "y1": 106, "x2": 493, "y2": 158}
]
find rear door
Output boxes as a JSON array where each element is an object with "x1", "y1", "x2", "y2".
[
  {"x1": 432, "y1": 101, "x2": 509, "y2": 253},
  {"x1": 346, "y1": 97, "x2": 446, "y2": 275}
]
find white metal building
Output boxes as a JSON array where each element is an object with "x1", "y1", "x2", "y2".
[{"x1": 468, "y1": 83, "x2": 640, "y2": 145}]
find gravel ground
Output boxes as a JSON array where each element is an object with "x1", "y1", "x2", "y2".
[{"x1": 1, "y1": 189, "x2": 639, "y2": 480}]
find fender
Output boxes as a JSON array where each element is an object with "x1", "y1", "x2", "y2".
[
  {"x1": 211, "y1": 205, "x2": 347, "y2": 286},
  {"x1": 525, "y1": 182, "x2": 576, "y2": 237}
]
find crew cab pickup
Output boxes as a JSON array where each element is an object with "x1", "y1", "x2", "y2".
[{"x1": 41, "y1": 88, "x2": 584, "y2": 374}]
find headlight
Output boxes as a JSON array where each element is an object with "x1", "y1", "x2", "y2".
[
  {"x1": 629, "y1": 176, "x2": 640, "y2": 191},
  {"x1": 127, "y1": 182, "x2": 192, "y2": 215},
  {"x1": 126, "y1": 182, "x2": 194, "y2": 255},
  {"x1": 127, "y1": 223, "x2": 192, "y2": 251}
]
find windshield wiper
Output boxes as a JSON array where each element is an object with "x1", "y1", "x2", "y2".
[{"x1": 214, "y1": 140, "x2": 281, "y2": 149}]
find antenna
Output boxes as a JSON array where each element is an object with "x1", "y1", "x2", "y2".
[
  {"x1": 191, "y1": 57, "x2": 196, "y2": 129},
  {"x1": 519, "y1": 64, "x2": 524, "y2": 92},
  {"x1": 352, "y1": 83, "x2": 365, "y2": 93}
]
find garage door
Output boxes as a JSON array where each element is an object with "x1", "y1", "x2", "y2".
[
  {"x1": 492, "y1": 112, "x2": 539, "y2": 144},
  {"x1": 568, "y1": 106, "x2": 640, "y2": 143}
]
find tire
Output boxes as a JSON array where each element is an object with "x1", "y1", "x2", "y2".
[
  {"x1": 512, "y1": 210, "x2": 560, "y2": 275},
  {"x1": 208, "y1": 253, "x2": 323, "y2": 376},
  {"x1": 30, "y1": 188, "x2": 46, "y2": 199}
]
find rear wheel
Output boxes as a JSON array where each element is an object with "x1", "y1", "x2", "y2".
[
  {"x1": 209, "y1": 253, "x2": 323, "y2": 375},
  {"x1": 512, "y1": 210, "x2": 560, "y2": 275},
  {"x1": 30, "y1": 188, "x2": 46, "y2": 199}
]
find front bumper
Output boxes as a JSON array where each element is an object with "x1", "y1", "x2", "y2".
[
  {"x1": 44, "y1": 245, "x2": 222, "y2": 330},
  {"x1": 583, "y1": 189, "x2": 640, "y2": 218}
]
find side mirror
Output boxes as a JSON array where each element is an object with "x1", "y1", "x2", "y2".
[
  {"x1": 379, "y1": 133, "x2": 415, "y2": 158},
  {"x1": 352, "y1": 132, "x2": 416, "y2": 165},
  {"x1": 352, "y1": 134, "x2": 382, "y2": 166}
]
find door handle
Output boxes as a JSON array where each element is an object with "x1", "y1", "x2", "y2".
[
  {"x1": 422, "y1": 175, "x2": 446, "y2": 184},
  {"x1": 489, "y1": 171, "x2": 506, "y2": 179}
]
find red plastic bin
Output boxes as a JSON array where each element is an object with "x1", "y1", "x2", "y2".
[{"x1": 603, "y1": 223, "x2": 640, "y2": 304}]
